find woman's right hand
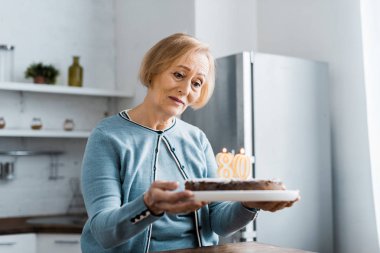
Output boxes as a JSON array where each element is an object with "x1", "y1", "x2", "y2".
[{"x1": 143, "y1": 180, "x2": 207, "y2": 215}]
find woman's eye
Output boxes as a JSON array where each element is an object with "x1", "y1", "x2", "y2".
[
  {"x1": 193, "y1": 81, "x2": 203, "y2": 88},
  {"x1": 173, "y1": 72, "x2": 184, "y2": 79}
]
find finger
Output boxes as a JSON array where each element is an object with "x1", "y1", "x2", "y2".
[
  {"x1": 158, "y1": 200, "x2": 205, "y2": 214},
  {"x1": 254, "y1": 201, "x2": 286, "y2": 212},
  {"x1": 164, "y1": 199, "x2": 208, "y2": 213},
  {"x1": 275, "y1": 202, "x2": 291, "y2": 211},
  {"x1": 266, "y1": 202, "x2": 283, "y2": 212},
  {"x1": 253, "y1": 201, "x2": 275, "y2": 211},
  {"x1": 283, "y1": 195, "x2": 301, "y2": 208},
  {"x1": 286, "y1": 195, "x2": 301, "y2": 207},
  {"x1": 152, "y1": 180, "x2": 179, "y2": 191},
  {"x1": 151, "y1": 189, "x2": 194, "y2": 204},
  {"x1": 286, "y1": 201, "x2": 293, "y2": 207}
]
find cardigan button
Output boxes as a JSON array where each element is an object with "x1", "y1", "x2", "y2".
[{"x1": 171, "y1": 147, "x2": 175, "y2": 152}]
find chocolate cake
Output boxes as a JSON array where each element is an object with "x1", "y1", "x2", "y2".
[{"x1": 185, "y1": 179, "x2": 283, "y2": 191}]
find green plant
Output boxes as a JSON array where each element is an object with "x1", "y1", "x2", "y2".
[{"x1": 25, "y1": 62, "x2": 60, "y2": 84}]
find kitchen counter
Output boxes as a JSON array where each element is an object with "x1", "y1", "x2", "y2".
[
  {"x1": 155, "y1": 242, "x2": 315, "y2": 253},
  {"x1": 0, "y1": 217, "x2": 315, "y2": 253},
  {"x1": 0, "y1": 214, "x2": 85, "y2": 235}
]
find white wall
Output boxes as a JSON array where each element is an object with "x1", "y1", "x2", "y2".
[
  {"x1": 194, "y1": 0, "x2": 257, "y2": 58},
  {"x1": 0, "y1": 0, "x2": 116, "y2": 89},
  {"x1": 257, "y1": 0, "x2": 379, "y2": 252},
  {"x1": 116, "y1": 0, "x2": 258, "y2": 108},
  {"x1": 115, "y1": 0, "x2": 196, "y2": 109},
  {"x1": 257, "y1": 0, "x2": 333, "y2": 62}
]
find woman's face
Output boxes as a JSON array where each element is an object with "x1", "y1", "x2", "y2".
[{"x1": 147, "y1": 52, "x2": 209, "y2": 117}]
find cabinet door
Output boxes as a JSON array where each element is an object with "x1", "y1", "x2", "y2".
[
  {"x1": 37, "y1": 234, "x2": 81, "y2": 253},
  {"x1": 0, "y1": 233, "x2": 36, "y2": 253}
]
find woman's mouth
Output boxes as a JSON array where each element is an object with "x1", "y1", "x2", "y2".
[{"x1": 169, "y1": 96, "x2": 185, "y2": 105}]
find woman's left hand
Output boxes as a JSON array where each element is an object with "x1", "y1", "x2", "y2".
[
  {"x1": 241, "y1": 195, "x2": 300, "y2": 212},
  {"x1": 241, "y1": 182, "x2": 301, "y2": 212}
]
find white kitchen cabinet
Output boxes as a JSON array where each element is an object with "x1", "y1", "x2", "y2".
[
  {"x1": 37, "y1": 234, "x2": 81, "y2": 253},
  {"x1": 0, "y1": 233, "x2": 36, "y2": 253},
  {"x1": 0, "y1": 233, "x2": 81, "y2": 253}
]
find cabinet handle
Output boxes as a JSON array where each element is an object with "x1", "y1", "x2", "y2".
[
  {"x1": 54, "y1": 240, "x2": 79, "y2": 244},
  {"x1": 0, "y1": 242, "x2": 16, "y2": 246}
]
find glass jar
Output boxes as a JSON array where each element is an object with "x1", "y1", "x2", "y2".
[
  {"x1": 31, "y1": 117, "x2": 43, "y2": 130},
  {"x1": 0, "y1": 44, "x2": 15, "y2": 82},
  {"x1": 0, "y1": 117, "x2": 5, "y2": 129},
  {"x1": 63, "y1": 118, "x2": 75, "y2": 131}
]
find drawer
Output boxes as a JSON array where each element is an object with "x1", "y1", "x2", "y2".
[
  {"x1": 37, "y1": 234, "x2": 81, "y2": 253},
  {"x1": 0, "y1": 233, "x2": 36, "y2": 253}
]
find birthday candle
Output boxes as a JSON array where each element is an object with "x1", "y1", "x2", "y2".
[
  {"x1": 232, "y1": 148, "x2": 251, "y2": 180},
  {"x1": 215, "y1": 148, "x2": 234, "y2": 178}
]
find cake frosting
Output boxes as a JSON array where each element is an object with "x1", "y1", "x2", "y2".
[{"x1": 185, "y1": 179, "x2": 283, "y2": 191}]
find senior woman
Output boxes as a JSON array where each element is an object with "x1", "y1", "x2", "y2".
[{"x1": 81, "y1": 33, "x2": 297, "y2": 253}]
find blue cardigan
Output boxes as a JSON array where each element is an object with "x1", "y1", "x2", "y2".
[{"x1": 80, "y1": 112, "x2": 258, "y2": 253}]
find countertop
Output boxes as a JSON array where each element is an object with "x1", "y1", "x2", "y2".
[
  {"x1": 1, "y1": 217, "x2": 315, "y2": 253},
  {"x1": 0, "y1": 214, "x2": 85, "y2": 235},
  {"x1": 155, "y1": 242, "x2": 315, "y2": 253}
]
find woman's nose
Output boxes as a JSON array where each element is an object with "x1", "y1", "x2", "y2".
[{"x1": 177, "y1": 80, "x2": 191, "y2": 95}]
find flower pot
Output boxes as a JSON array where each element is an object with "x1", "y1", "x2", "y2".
[{"x1": 33, "y1": 76, "x2": 46, "y2": 84}]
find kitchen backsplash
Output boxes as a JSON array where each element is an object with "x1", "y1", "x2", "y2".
[{"x1": 0, "y1": 138, "x2": 86, "y2": 217}]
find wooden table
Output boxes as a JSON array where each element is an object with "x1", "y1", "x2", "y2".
[{"x1": 155, "y1": 242, "x2": 316, "y2": 253}]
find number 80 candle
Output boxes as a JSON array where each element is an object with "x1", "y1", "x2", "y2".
[
  {"x1": 232, "y1": 148, "x2": 251, "y2": 180},
  {"x1": 216, "y1": 148, "x2": 234, "y2": 178}
]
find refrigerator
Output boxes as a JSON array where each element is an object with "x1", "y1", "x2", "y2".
[{"x1": 182, "y1": 52, "x2": 333, "y2": 253}]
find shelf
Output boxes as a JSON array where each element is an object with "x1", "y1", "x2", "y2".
[
  {"x1": 0, "y1": 150, "x2": 64, "y2": 156},
  {"x1": 0, "y1": 129, "x2": 91, "y2": 138},
  {"x1": 0, "y1": 82, "x2": 131, "y2": 98}
]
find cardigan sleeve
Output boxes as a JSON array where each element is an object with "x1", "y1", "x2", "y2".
[
  {"x1": 81, "y1": 128, "x2": 162, "y2": 249},
  {"x1": 200, "y1": 131, "x2": 259, "y2": 237}
]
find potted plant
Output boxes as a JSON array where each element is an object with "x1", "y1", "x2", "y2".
[{"x1": 25, "y1": 62, "x2": 60, "y2": 84}]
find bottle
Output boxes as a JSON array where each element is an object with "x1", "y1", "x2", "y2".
[
  {"x1": 4, "y1": 162, "x2": 15, "y2": 180},
  {"x1": 0, "y1": 44, "x2": 14, "y2": 82},
  {"x1": 0, "y1": 117, "x2": 5, "y2": 129},
  {"x1": 68, "y1": 56, "x2": 83, "y2": 87}
]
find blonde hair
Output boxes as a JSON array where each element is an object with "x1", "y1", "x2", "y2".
[{"x1": 139, "y1": 33, "x2": 215, "y2": 109}]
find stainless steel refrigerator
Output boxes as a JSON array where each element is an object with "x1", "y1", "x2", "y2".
[{"x1": 182, "y1": 52, "x2": 333, "y2": 253}]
